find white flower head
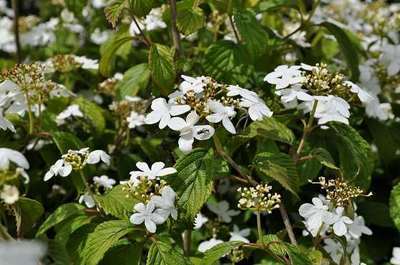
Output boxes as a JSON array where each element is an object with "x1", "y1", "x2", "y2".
[
  {"x1": 79, "y1": 193, "x2": 95, "y2": 208},
  {"x1": 194, "y1": 213, "x2": 208, "y2": 229},
  {"x1": 207, "y1": 200, "x2": 240, "y2": 223},
  {"x1": 73, "y1": 56, "x2": 99, "y2": 70},
  {"x1": 129, "y1": 162, "x2": 176, "y2": 184},
  {"x1": 206, "y1": 100, "x2": 237, "y2": 134},
  {"x1": 0, "y1": 148, "x2": 29, "y2": 171},
  {"x1": 264, "y1": 65, "x2": 304, "y2": 89},
  {"x1": 346, "y1": 215, "x2": 372, "y2": 240},
  {"x1": 331, "y1": 207, "x2": 353, "y2": 237},
  {"x1": 179, "y1": 75, "x2": 210, "y2": 94},
  {"x1": 127, "y1": 111, "x2": 145, "y2": 129},
  {"x1": 130, "y1": 202, "x2": 166, "y2": 233},
  {"x1": 299, "y1": 197, "x2": 335, "y2": 237},
  {"x1": 93, "y1": 175, "x2": 116, "y2": 189},
  {"x1": 391, "y1": 247, "x2": 400, "y2": 265},
  {"x1": 86, "y1": 150, "x2": 111, "y2": 165},
  {"x1": 44, "y1": 159, "x2": 72, "y2": 181},
  {"x1": 145, "y1": 98, "x2": 190, "y2": 129},
  {"x1": 0, "y1": 184, "x2": 19, "y2": 204},
  {"x1": 56, "y1": 104, "x2": 84, "y2": 126},
  {"x1": 169, "y1": 111, "x2": 215, "y2": 153},
  {"x1": 380, "y1": 43, "x2": 400, "y2": 76},
  {"x1": 151, "y1": 186, "x2": 177, "y2": 220},
  {"x1": 198, "y1": 238, "x2": 224, "y2": 253},
  {"x1": 229, "y1": 225, "x2": 250, "y2": 243}
]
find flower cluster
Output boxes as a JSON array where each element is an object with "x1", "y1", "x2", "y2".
[
  {"x1": 125, "y1": 162, "x2": 177, "y2": 233},
  {"x1": 145, "y1": 75, "x2": 273, "y2": 152},
  {"x1": 237, "y1": 184, "x2": 281, "y2": 213}
]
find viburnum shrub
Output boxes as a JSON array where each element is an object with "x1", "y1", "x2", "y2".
[{"x1": 1, "y1": 0, "x2": 400, "y2": 264}]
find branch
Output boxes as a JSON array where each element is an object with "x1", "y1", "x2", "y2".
[
  {"x1": 131, "y1": 16, "x2": 151, "y2": 46},
  {"x1": 11, "y1": 0, "x2": 21, "y2": 63},
  {"x1": 279, "y1": 203, "x2": 297, "y2": 245},
  {"x1": 228, "y1": 15, "x2": 241, "y2": 44},
  {"x1": 169, "y1": 0, "x2": 182, "y2": 56}
]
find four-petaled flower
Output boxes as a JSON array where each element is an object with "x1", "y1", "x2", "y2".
[
  {"x1": 130, "y1": 202, "x2": 165, "y2": 233},
  {"x1": 145, "y1": 98, "x2": 190, "y2": 129},
  {"x1": 207, "y1": 200, "x2": 240, "y2": 223},
  {"x1": 0, "y1": 148, "x2": 29, "y2": 171},
  {"x1": 264, "y1": 65, "x2": 304, "y2": 89},
  {"x1": 129, "y1": 162, "x2": 176, "y2": 184},
  {"x1": 151, "y1": 186, "x2": 177, "y2": 220},
  {"x1": 93, "y1": 175, "x2": 116, "y2": 189},
  {"x1": 206, "y1": 100, "x2": 237, "y2": 134}
]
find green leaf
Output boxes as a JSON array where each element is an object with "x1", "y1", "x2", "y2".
[
  {"x1": 238, "y1": 117, "x2": 295, "y2": 144},
  {"x1": 149, "y1": 44, "x2": 176, "y2": 96},
  {"x1": 95, "y1": 185, "x2": 137, "y2": 219},
  {"x1": 390, "y1": 183, "x2": 400, "y2": 231},
  {"x1": 201, "y1": 241, "x2": 243, "y2": 265},
  {"x1": 286, "y1": 244, "x2": 313, "y2": 265},
  {"x1": 359, "y1": 201, "x2": 394, "y2": 228},
  {"x1": 319, "y1": 22, "x2": 361, "y2": 80},
  {"x1": 47, "y1": 239, "x2": 72, "y2": 265},
  {"x1": 258, "y1": 0, "x2": 296, "y2": 11},
  {"x1": 100, "y1": 30, "x2": 133, "y2": 76},
  {"x1": 81, "y1": 220, "x2": 137, "y2": 265},
  {"x1": 64, "y1": 0, "x2": 86, "y2": 18},
  {"x1": 100, "y1": 243, "x2": 143, "y2": 265},
  {"x1": 128, "y1": 0, "x2": 158, "y2": 17},
  {"x1": 253, "y1": 152, "x2": 299, "y2": 196},
  {"x1": 260, "y1": 234, "x2": 288, "y2": 256},
  {"x1": 234, "y1": 10, "x2": 269, "y2": 58},
  {"x1": 15, "y1": 197, "x2": 44, "y2": 235},
  {"x1": 51, "y1": 131, "x2": 83, "y2": 153},
  {"x1": 116, "y1": 63, "x2": 150, "y2": 100},
  {"x1": 55, "y1": 215, "x2": 93, "y2": 243},
  {"x1": 173, "y1": 148, "x2": 220, "y2": 220},
  {"x1": 176, "y1": 4, "x2": 205, "y2": 35},
  {"x1": 105, "y1": 0, "x2": 128, "y2": 27},
  {"x1": 36, "y1": 203, "x2": 85, "y2": 237},
  {"x1": 146, "y1": 237, "x2": 190, "y2": 265},
  {"x1": 310, "y1": 147, "x2": 338, "y2": 170},
  {"x1": 73, "y1": 97, "x2": 106, "y2": 133},
  {"x1": 329, "y1": 122, "x2": 373, "y2": 189}
]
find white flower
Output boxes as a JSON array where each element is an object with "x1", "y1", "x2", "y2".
[
  {"x1": 0, "y1": 240, "x2": 46, "y2": 265},
  {"x1": 275, "y1": 84, "x2": 314, "y2": 108},
  {"x1": 380, "y1": 44, "x2": 400, "y2": 76},
  {"x1": 129, "y1": 162, "x2": 176, "y2": 183},
  {"x1": 359, "y1": 63, "x2": 380, "y2": 96},
  {"x1": 145, "y1": 98, "x2": 190, "y2": 129},
  {"x1": 151, "y1": 186, "x2": 177, "y2": 220},
  {"x1": 323, "y1": 238, "x2": 343, "y2": 264},
  {"x1": 144, "y1": 8, "x2": 167, "y2": 31},
  {"x1": 86, "y1": 150, "x2": 111, "y2": 165},
  {"x1": 264, "y1": 65, "x2": 304, "y2": 89},
  {"x1": 169, "y1": 111, "x2": 215, "y2": 153},
  {"x1": 331, "y1": 207, "x2": 353, "y2": 237},
  {"x1": 345, "y1": 81, "x2": 374, "y2": 104},
  {"x1": 240, "y1": 95, "x2": 273, "y2": 121},
  {"x1": 0, "y1": 185, "x2": 19, "y2": 204},
  {"x1": 229, "y1": 225, "x2": 250, "y2": 243},
  {"x1": 194, "y1": 213, "x2": 208, "y2": 229},
  {"x1": 346, "y1": 215, "x2": 372, "y2": 239},
  {"x1": 73, "y1": 56, "x2": 99, "y2": 70},
  {"x1": 130, "y1": 202, "x2": 165, "y2": 233},
  {"x1": 206, "y1": 100, "x2": 237, "y2": 134},
  {"x1": 79, "y1": 193, "x2": 95, "y2": 208},
  {"x1": 91, "y1": 0, "x2": 107, "y2": 8},
  {"x1": 299, "y1": 197, "x2": 334, "y2": 237},
  {"x1": 179, "y1": 75, "x2": 209, "y2": 94},
  {"x1": 0, "y1": 148, "x2": 29, "y2": 170},
  {"x1": 198, "y1": 238, "x2": 224, "y2": 253},
  {"x1": 0, "y1": 112, "x2": 15, "y2": 132},
  {"x1": 90, "y1": 28, "x2": 111, "y2": 45},
  {"x1": 56, "y1": 104, "x2": 84, "y2": 125},
  {"x1": 44, "y1": 159, "x2": 72, "y2": 181},
  {"x1": 93, "y1": 175, "x2": 116, "y2": 189},
  {"x1": 391, "y1": 247, "x2": 400, "y2": 265},
  {"x1": 365, "y1": 99, "x2": 393, "y2": 121},
  {"x1": 127, "y1": 111, "x2": 145, "y2": 129},
  {"x1": 207, "y1": 200, "x2": 240, "y2": 223}
]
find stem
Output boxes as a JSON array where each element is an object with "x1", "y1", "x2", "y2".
[
  {"x1": 256, "y1": 211, "x2": 263, "y2": 243},
  {"x1": 25, "y1": 95, "x2": 34, "y2": 135},
  {"x1": 228, "y1": 16, "x2": 240, "y2": 44},
  {"x1": 131, "y1": 16, "x2": 151, "y2": 46},
  {"x1": 169, "y1": 0, "x2": 182, "y2": 56},
  {"x1": 11, "y1": 0, "x2": 21, "y2": 63},
  {"x1": 182, "y1": 229, "x2": 192, "y2": 256},
  {"x1": 279, "y1": 203, "x2": 297, "y2": 245},
  {"x1": 11, "y1": 205, "x2": 22, "y2": 238},
  {"x1": 296, "y1": 100, "x2": 318, "y2": 157},
  {"x1": 0, "y1": 224, "x2": 13, "y2": 240}
]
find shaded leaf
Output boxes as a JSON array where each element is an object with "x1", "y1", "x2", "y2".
[
  {"x1": 116, "y1": 63, "x2": 151, "y2": 100},
  {"x1": 149, "y1": 44, "x2": 176, "y2": 95}
]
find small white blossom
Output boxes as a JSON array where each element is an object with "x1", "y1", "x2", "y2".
[
  {"x1": 129, "y1": 162, "x2": 176, "y2": 183},
  {"x1": 169, "y1": 111, "x2": 215, "y2": 153},
  {"x1": 73, "y1": 56, "x2": 99, "y2": 70},
  {"x1": 194, "y1": 213, "x2": 208, "y2": 229},
  {"x1": 44, "y1": 159, "x2": 72, "y2": 181},
  {"x1": 346, "y1": 215, "x2": 372, "y2": 239},
  {"x1": 145, "y1": 98, "x2": 190, "y2": 129},
  {"x1": 299, "y1": 197, "x2": 334, "y2": 237},
  {"x1": 264, "y1": 65, "x2": 304, "y2": 89},
  {"x1": 0, "y1": 112, "x2": 15, "y2": 132},
  {"x1": 79, "y1": 193, "x2": 95, "y2": 208},
  {"x1": 206, "y1": 100, "x2": 237, "y2": 134},
  {"x1": 380, "y1": 43, "x2": 400, "y2": 76},
  {"x1": 127, "y1": 111, "x2": 145, "y2": 129},
  {"x1": 130, "y1": 202, "x2": 165, "y2": 233},
  {"x1": 86, "y1": 150, "x2": 111, "y2": 165},
  {"x1": 331, "y1": 207, "x2": 353, "y2": 237},
  {"x1": 229, "y1": 225, "x2": 250, "y2": 243},
  {"x1": 179, "y1": 75, "x2": 209, "y2": 94},
  {"x1": 207, "y1": 200, "x2": 240, "y2": 223},
  {"x1": 391, "y1": 247, "x2": 400, "y2": 265},
  {"x1": 198, "y1": 238, "x2": 224, "y2": 253},
  {"x1": 0, "y1": 185, "x2": 19, "y2": 204},
  {"x1": 56, "y1": 104, "x2": 84, "y2": 125},
  {"x1": 93, "y1": 175, "x2": 116, "y2": 189},
  {"x1": 151, "y1": 186, "x2": 177, "y2": 220},
  {"x1": 0, "y1": 148, "x2": 29, "y2": 170}
]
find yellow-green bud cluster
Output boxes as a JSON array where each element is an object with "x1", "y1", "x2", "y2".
[
  {"x1": 228, "y1": 247, "x2": 245, "y2": 263},
  {"x1": 62, "y1": 149, "x2": 89, "y2": 170},
  {"x1": 124, "y1": 177, "x2": 167, "y2": 203},
  {"x1": 237, "y1": 184, "x2": 281, "y2": 213}
]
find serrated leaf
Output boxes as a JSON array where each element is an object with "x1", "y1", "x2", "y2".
[
  {"x1": 105, "y1": 0, "x2": 128, "y2": 27},
  {"x1": 55, "y1": 215, "x2": 93, "y2": 243},
  {"x1": 390, "y1": 183, "x2": 400, "y2": 231},
  {"x1": 260, "y1": 234, "x2": 288, "y2": 256},
  {"x1": 173, "y1": 148, "x2": 220, "y2": 220},
  {"x1": 15, "y1": 197, "x2": 44, "y2": 235},
  {"x1": 128, "y1": 0, "x2": 158, "y2": 17},
  {"x1": 319, "y1": 22, "x2": 361, "y2": 80},
  {"x1": 201, "y1": 241, "x2": 243, "y2": 265},
  {"x1": 100, "y1": 30, "x2": 133, "y2": 76},
  {"x1": 238, "y1": 117, "x2": 295, "y2": 144},
  {"x1": 146, "y1": 237, "x2": 190, "y2": 265},
  {"x1": 100, "y1": 243, "x2": 143, "y2": 265},
  {"x1": 329, "y1": 122, "x2": 373, "y2": 189},
  {"x1": 149, "y1": 44, "x2": 176, "y2": 96},
  {"x1": 286, "y1": 244, "x2": 313, "y2": 265},
  {"x1": 36, "y1": 203, "x2": 85, "y2": 237},
  {"x1": 311, "y1": 147, "x2": 338, "y2": 169},
  {"x1": 95, "y1": 185, "x2": 138, "y2": 219},
  {"x1": 51, "y1": 131, "x2": 83, "y2": 153},
  {"x1": 176, "y1": 5, "x2": 205, "y2": 35},
  {"x1": 253, "y1": 152, "x2": 299, "y2": 196},
  {"x1": 47, "y1": 239, "x2": 72, "y2": 265},
  {"x1": 73, "y1": 97, "x2": 106, "y2": 133},
  {"x1": 81, "y1": 220, "x2": 137, "y2": 265},
  {"x1": 258, "y1": 0, "x2": 296, "y2": 11},
  {"x1": 116, "y1": 63, "x2": 150, "y2": 100}
]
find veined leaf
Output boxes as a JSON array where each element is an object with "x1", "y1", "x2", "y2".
[
  {"x1": 146, "y1": 237, "x2": 190, "y2": 265},
  {"x1": 176, "y1": 4, "x2": 205, "y2": 35},
  {"x1": 310, "y1": 147, "x2": 338, "y2": 170},
  {"x1": 51, "y1": 131, "x2": 83, "y2": 154},
  {"x1": 105, "y1": 0, "x2": 128, "y2": 27},
  {"x1": 15, "y1": 197, "x2": 44, "y2": 235},
  {"x1": 73, "y1": 97, "x2": 106, "y2": 133},
  {"x1": 128, "y1": 0, "x2": 158, "y2": 17},
  {"x1": 149, "y1": 44, "x2": 176, "y2": 96},
  {"x1": 116, "y1": 63, "x2": 150, "y2": 100},
  {"x1": 390, "y1": 183, "x2": 400, "y2": 231},
  {"x1": 201, "y1": 241, "x2": 243, "y2": 265}
]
